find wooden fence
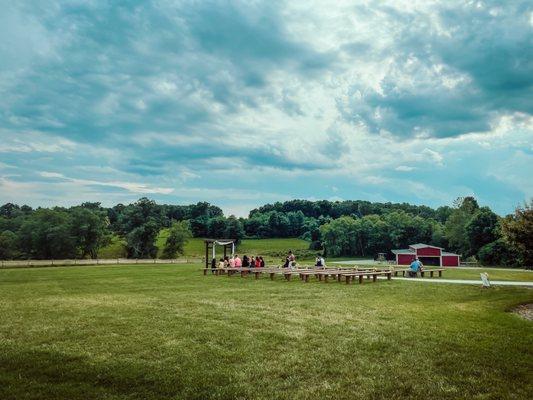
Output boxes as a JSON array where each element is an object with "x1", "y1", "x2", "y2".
[{"x1": 0, "y1": 258, "x2": 204, "y2": 268}]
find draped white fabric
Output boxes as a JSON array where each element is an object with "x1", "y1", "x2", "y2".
[
  {"x1": 211, "y1": 240, "x2": 236, "y2": 259},
  {"x1": 214, "y1": 241, "x2": 234, "y2": 246}
]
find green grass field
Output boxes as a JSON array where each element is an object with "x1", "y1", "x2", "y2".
[
  {"x1": 1, "y1": 264, "x2": 532, "y2": 399},
  {"x1": 97, "y1": 232, "x2": 311, "y2": 259},
  {"x1": 154, "y1": 234, "x2": 311, "y2": 260}
]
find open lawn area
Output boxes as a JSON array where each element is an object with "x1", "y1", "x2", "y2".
[{"x1": 1, "y1": 264, "x2": 532, "y2": 400}]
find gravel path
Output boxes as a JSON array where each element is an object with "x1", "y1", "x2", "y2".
[{"x1": 391, "y1": 277, "x2": 533, "y2": 287}]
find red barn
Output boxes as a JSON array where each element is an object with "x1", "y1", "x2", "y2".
[{"x1": 392, "y1": 243, "x2": 460, "y2": 267}]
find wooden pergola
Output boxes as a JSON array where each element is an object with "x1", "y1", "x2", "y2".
[{"x1": 204, "y1": 239, "x2": 236, "y2": 268}]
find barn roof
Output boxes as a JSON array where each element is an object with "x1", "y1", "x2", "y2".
[
  {"x1": 391, "y1": 249, "x2": 415, "y2": 255},
  {"x1": 409, "y1": 243, "x2": 443, "y2": 249},
  {"x1": 442, "y1": 251, "x2": 460, "y2": 256}
]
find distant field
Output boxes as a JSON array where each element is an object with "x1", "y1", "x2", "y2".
[
  {"x1": 0, "y1": 263, "x2": 531, "y2": 399},
  {"x1": 154, "y1": 231, "x2": 310, "y2": 260}
]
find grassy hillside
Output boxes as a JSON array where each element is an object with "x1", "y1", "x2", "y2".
[
  {"x1": 155, "y1": 230, "x2": 311, "y2": 259},
  {"x1": 0, "y1": 263, "x2": 531, "y2": 399}
]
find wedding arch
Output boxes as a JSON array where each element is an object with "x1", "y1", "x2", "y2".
[{"x1": 204, "y1": 239, "x2": 236, "y2": 268}]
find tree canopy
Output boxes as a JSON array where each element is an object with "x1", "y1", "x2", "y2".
[{"x1": 0, "y1": 196, "x2": 530, "y2": 267}]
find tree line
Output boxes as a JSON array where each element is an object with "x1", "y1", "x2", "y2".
[{"x1": 0, "y1": 197, "x2": 530, "y2": 267}]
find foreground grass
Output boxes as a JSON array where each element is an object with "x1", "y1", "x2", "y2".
[{"x1": 0, "y1": 264, "x2": 532, "y2": 400}]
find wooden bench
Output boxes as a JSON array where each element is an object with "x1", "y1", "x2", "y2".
[
  {"x1": 420, "y1": 268, "x2": 445, "y2": 278},
  {"x1": 393, "y1": 268, "x2": 409, "y2": 277},
  {"x1": 343, "y1": 270, "x2": 392, "y2": 284}
]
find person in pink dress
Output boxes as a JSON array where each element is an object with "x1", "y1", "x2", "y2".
[{"x1": 234, "y1": 255, "x2": 242, "y2": 267}]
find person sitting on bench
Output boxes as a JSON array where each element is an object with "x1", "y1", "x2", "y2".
[
  {"x1": 315, "y1": 254, "x2": 325, "y2": 268},
  {"x1": 408, "y1": 258, "x2": 422, "y2": 277}
]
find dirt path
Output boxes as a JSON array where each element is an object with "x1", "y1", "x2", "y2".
[{"x1": 390, "y1": 277, "x2": 533, "y2": 287}]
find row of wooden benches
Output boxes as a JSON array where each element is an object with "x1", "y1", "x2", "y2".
[{"x1": 203, "y1": 266, "x2": 445, "y2": 284}]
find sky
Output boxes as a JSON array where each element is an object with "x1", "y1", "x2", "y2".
[{"x1": 0, "y1": 0, "x2": 532, "y2": 217}]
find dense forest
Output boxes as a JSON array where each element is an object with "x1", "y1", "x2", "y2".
[{"x1": 0, "y1": 197, "x2": 531, "y2": 267}]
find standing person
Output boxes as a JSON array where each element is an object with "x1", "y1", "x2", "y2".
[
  {"x1": 234, "y1": 254, "x2": 242, "y2": 268},
  {"x1": 259, "y1": 256, "x2": 265, "y2": 268}
]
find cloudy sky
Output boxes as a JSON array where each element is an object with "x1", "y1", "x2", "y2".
[{"x1": 0, "y1": 0, "x2": 531, "y2": 216}]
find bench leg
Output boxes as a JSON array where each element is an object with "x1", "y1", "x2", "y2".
[
  {"x1": 420, "y1": 271, "x2": 424, "y2": 278},
  {"x1": 337, "y1": 274, "x2": 342, "y2": 282},
  {"x1": 387, "y1": 273, "x2": 391, "y2": 280},
  {"x1": 324, "y1": 275, "x2": 329, "y2": 283},
  {"x1": 439, "y1": 271, "x2": 442, "y2": 277},
  {"x1": 305, "y1": 274, "x2": 309, "y2": 283},
  {"x1": 394, "y1": 271, "x2": 398, "y2": 277},
  {"x1": 270, "y1": 272, "x2": 275, "y2": 280},
  {"x1": 285, "y1": 274, "x2": 291, "y2": 281},
  {"x1": 318, "y1": 274, "x2": 322, "y2": 281},
  {"x1": 255, "y1": 272, "x2": 260, "y2": 279},
  {"x1": 402, "y1": 270, "x2": 405, "y2": 277},
  {"x1": 430, "y1": 271, "x2": 434, "y2": 278},
  {"x1": 346, "y1": 276, "x2": 351, "y2": 285},
  {"x1": 359, "y1": 275, "x2": 363, "y2": 284},
  {"x1": 373, "y1": 274, "x2": 377, "y2": 282}
]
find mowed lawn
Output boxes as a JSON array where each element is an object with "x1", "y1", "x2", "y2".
[{"x1": 0, "y1": 265, "x2": 532, "y2": 400}]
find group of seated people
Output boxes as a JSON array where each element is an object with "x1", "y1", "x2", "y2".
[
  {"x1": 408, "y1": 258, "x2": 424, "y2": 277},
  {"x1": 211, "y1": 254, "x2": 265, "y2": 271},
  {"x1": 281, "y1": 251, "x2": 326, "y2": 268},
  {"x1": 210, "y1": 250, "x2": 327, "y2": 271}
]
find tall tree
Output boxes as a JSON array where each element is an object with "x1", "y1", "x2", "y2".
[
  {"x1": 464, "y1": 207, "x2": 499, "y2": 255},
  {"x1": 0, "y1": 230, "x2": 18, "y2": 259},
  {"x1": 162, "y1": 221, "x2": 191, "y2": 259},
  {"x1": 126, "y1": 221, "x2": 159, "y2": 258},
  {"x1": 500, "y1": 201, "x2": 533, "y2": 266},
  {"x1": 18, "y1": 209, "x2": 77, "y2": 259},
  {"x1": 224, "y1": 216, "x2": 245, "y2": 243},
  {"x1": 444, "y1": 196, "x2": 479, "y2": 255},
  {"x1": 70, "y1": 207, "x2": 111, "y2": 259}
]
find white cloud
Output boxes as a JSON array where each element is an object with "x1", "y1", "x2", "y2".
[
  {"x1": 395, "y1": 165, "x2": 415, "y2": 172},
  {"x1": 38, "y1": 172, "x2": 174, "y2": 195},
  {"x1": 421, "y1": 148, "x2": 444, "y2": 165}
]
